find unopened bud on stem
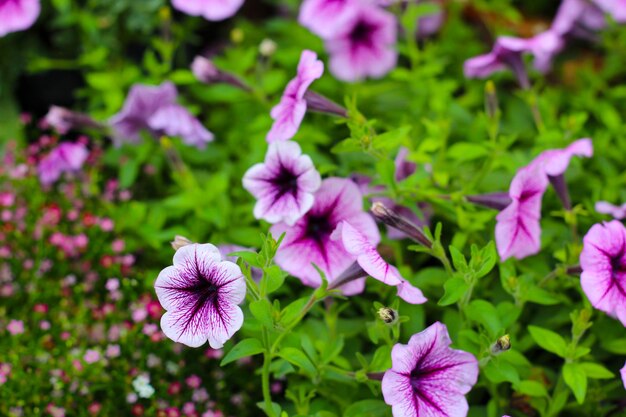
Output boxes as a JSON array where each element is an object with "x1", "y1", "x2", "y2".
[
  {"x1": 371, "y1": 202, "x2": 432, "y2": 248},
  {"x1": 171, "y1": 235, "x2": 193, "y2": 251},
  {"x1": 377, "y1": 307, "x2": 398, "y2": 325},
  {"x1": 490, "y1": 334, "x2": 511, "y2": 355},
  {"x1": 191, "y1": 56, "x2": 251, "y2": 92}
]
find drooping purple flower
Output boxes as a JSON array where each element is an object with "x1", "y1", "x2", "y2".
[
  {"x1": 242, "y1": 141, "x2": 321, "y2": 225},
  {"x1": 580, "y1": 220, "x2": 626, "y2": 327},
  {"x1": 495, "y1": 139, "x2": 593, "y2": 260},
  {"x1": 326, "y1": 5, "x2": 397, "y2": 82},
  {"x1": 191, "y1": 56, "x2": 251, "y2": 91},
  {"x1": 171, "y1": 0, "x2": 244, "y2": 21},
  {"x1": 338, "y1": 221, "x2": 426, "y2": 304},
  {"x1": 44, "y1": 106, "x2": 105, "y2": 134},
  {"x1": 267, "y1": 50, "x2": 324, "y2": 142},
  {"x1": 271, "y1": 177, "x2": 379, "y2": 289},
  {"x1": 382, "y1": 322, "x2": 479, "y2": 417},
  {"x1": 595, "y1": 201, "x2": 626, "y2": 220},
  {"x1": 0, "y1": 0, "x2": 40, "y2": 37},
  {"x1": 110, "y1": 82, "x2": 214, "y2": 149},
  {"x1": 155, "y1": 243, "x2": 246, "y2": 348},
  {"x1": 37, "y1": 142, "x2": 89, "y2": 186},
  {"x1": 464, "y1": 31, "x2": 564, "y2": 88},
  {"x1": 299, "y1": 0, "x2": 360, "y2": 39}
]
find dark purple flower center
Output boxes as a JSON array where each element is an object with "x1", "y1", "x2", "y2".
[
  {"x1": 305, "y1": 213, "x2": 335, "y2": 243},
  {"x1": 349, "y1": 19, "x2": 377, "y2": 48},
  {"x1": 610, "y1": 254, "x2": 626, "y2": 296},
  {"x1": 272, "y1": 167, "x2": 299, "y2": 199}
]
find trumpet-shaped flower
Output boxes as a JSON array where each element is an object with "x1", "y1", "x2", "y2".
[
  {"x1": 38, "y1": 142, "x2": 89, "y2": 185},
  {"x1": 326, "y1": 5, "x2": 397, "y2": 82},
  {"x1": 267, "y1": 50, "x2": 324, "y2": 142},
  {"x1": 110, "y1": 82, "x2": 213, "y2": 148},
  {"x1": 171, "y1": 0, "x2": 244, "y2": 21},
  {"x1": 0, "y1": 0, "x2": 40, "y2": 37},
  {"x1": 243, "y1": 141, "x2": 321, "y2": 225},
  {"x1": 155, "y1": 244, "x2": 246, "y2": 348},
  {"x1": 271, "y1": 177, "x2": 379, "y2": 289},
  {"x1": 382, "y1": 322, "x2": 479, "y2": 417},
  {"x1": 338, "y1": 221, "x2": 426, "y2": 304},
  {"x1": 580, "y1": 220, "x2": 626, "y2": 327},
  {"x1": 299, "y1": 0, "x2": 359, "y2": 38},
  {"x1": 595, "y1": 201, "x2": 626, "y2": 220}
]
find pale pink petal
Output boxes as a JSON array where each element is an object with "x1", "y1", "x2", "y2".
[
  {"x1": 0, "y1": 0, "x2": 40, "y2": 37},
  {"x1": 171, "y1": 0, "x2": 245, "y2": 21}
]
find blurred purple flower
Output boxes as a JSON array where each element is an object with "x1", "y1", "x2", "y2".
[
  {"x1": 621, "y1": 362, "x2": 626, "y2": 389},
  {"x1": 37, "y1": 142, "x2": 89, "y2": 186},
  {"x1": 337, "y1": 221, "x2": 427, "y2": 304},
  {"x1": 595, "y1": 201, "x2": 626, "y2": 219},
  {"x1": 110, "y1": 82, "x2": 214, "y2": 148},
  {"x1": 394, "y1": 147, "x2": 417, "y2": 182},
  {"x1": 299, "y1": 0, "x2": 360, "y2": 38},
  {"x1": 171, "y1": 0, "x2": 244, "y2": 21},
  {"x1": 267, "y1": 50, "x2": 324, "y2": 142},
  {"x1": 464, "y1": 31, "x2": 564, "y2": 88},
  {"x1": 580, "y1": 220, "x2": 626, "y2": 327},
  {"x1": 382, "y1": 322, "x2": 479, "y2": 417},
  {"x1": 326, "y1": 5, "x2": 397, "y2": 81},
  {"x1": 155, "y1": 244, "x2": 246, "y2": 348},
  {"x1": 553, "y1": 0, "x2": 626, "y2": 36},
  {"x1": 271, "y1": 177, "x2": 379, "y2": 290},
  {"x1": 243, "y1": 141, "x2": 321, "y2": 225},
  {"x1": 192, "y1": 56, "x2": 250, "y2": 91},
  {"x1": 496, "y1": 139, "x2": 592, "y2": 260},
  {"x1": 0, "y1": 0, "x2": 40, "y2": 37}
]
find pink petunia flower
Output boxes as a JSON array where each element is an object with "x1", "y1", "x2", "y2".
[
  {"x1": 266, "y1": 50, "x2": 324, "y2": 142},
  {"x1": 464, "y1": 31, "x2": 564, "y2": 88},
  {"x1": 336, "y1": 221, "x2": 427, "y2": 304},
  {"x1": 621, "y1": 362, "x2": 626, "y2": 389},
  {"x1": 271, "y1": 177, "x2": 379, "y2": 291},
  {"x1": 155, "y1": 244, "x2": 246, "y2": 348},
  {"x1": 83, "y1": 349, "x2": 101, "y2": 364},
  {"x1": 595, "y1": 201, "x2": 626, "y2": 220},
  {"x1": 326, "y1": 5, "x2": 397, "y2": 81},
  {"x1": 171, "y1": 0, "x2": 244, "y2": 21},
  {"x1": 38, "y1": 142, "x2": 89, "y2": 185},
  {"x1": 7, "y1": 319, "x2": 24, "y2": 335},
  {"x1": 0, "y1": 0, "x2": 40, "y2": 37},
  {"x1": 382, "y1": 322, "x2": 479, "y2": 417},
  {"x1": 552, "y1": 0, "x2": 626, "y2": 36},
  {"x1": 299, "y1": 0, "x2": 360, "y2": 39},
  {"x1": 110, "y1": 82, "x2": 214, "y2": 149},
  {"x1": 580, "y1": 220, "x2": 626, "y2": 326},
  {"x1": 496, "y1": 139, "x2": 593, "y2": 260},
  {"x1": 242, "y1": 141, "x2": 321, "y2": 225}
]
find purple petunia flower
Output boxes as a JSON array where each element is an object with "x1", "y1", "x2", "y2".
[
  {"x1": 337, "y1": 221, "x2": 427, "y2": 304},
  {"x1": 38, "y1": 142, "x2": 89, "y2": 186},
  {"x1": 621, "y1": 362, "x2": 626, "y2": 389},
  {"x1": 553, "y1": 0, "x2": 626, "y2": 36},
  {"x1": 110, "y1": 82, "x2": 214, "y2": 149},
  {"x1": 155, "y1": 243, "x2": 246, "y2": 348},
  {"x1": 171, "y1": 0, "x2": 244, "y2": 21},
  {"x1": 496, "y1": 139, "x2": 593, "y2": 260},
  {"x1": 267, "y1": 50, "x2": 324, "y2": 142},
  {"x1": 464, "y1": 31, "x2": 564, "y2": 88},
  {"x1": 326, "y1": 5, "x2": 397, "y2": 82},
  {"x1": 382, "y1": 322, "x2": 479, "y2": 417},
  {"x1": 0, "y1": 0, "x2": 40, "y2": 37},
  {"x1": 580, "y1": 220, "x2": 626, "y2": 327},
  {"x1": 271, "y1": 177, "x2": 380, "y2": 290},
  {"x1": 243, "y1": 141, "x2": 322, "y2": 225},
  {"x1": 299, "y1": 0, "x2": 361, "y2": 39},
  {"x1": 595, "y1": 201, "x2": 626, "y2": 220},
  {"x1": 394, "y1": 147, "x2": 417, "y2": 182}
]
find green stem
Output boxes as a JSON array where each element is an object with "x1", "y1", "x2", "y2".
[
  {"x1": 261, "y1": 351, "x2": 275, "y2": 417},
  {"x1": 270, "y1": 292, "x2": 319, "y2": 355}
]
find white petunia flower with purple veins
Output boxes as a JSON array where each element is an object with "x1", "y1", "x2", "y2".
[
  {"x1": 271, "y1": 177, "x2": 380, "y2": 292},
  {"x1": 243, "y1": 141, "x2": 321, "y2": 225},
  {"x1": 0, "y1": 0, "x2": 40, "y2": 37},
  {"x1": 334, "y1": 221, "x2": 427, "y2": 304},
  {"x1": 171, "y1": 0, "x2": 244, "y2": 21},
  {"x1": 267, "y1": 50, "x2": 324, "y2": 143},
  {"x1": 155, "y1": 244, "x2": 246, "y2": 348},
  {"x1": 382, "y1": 322, "x2": 479, "y2": 417},
  {"x1": 110, "y1": 82, "x2": 214, "y2": 149}
]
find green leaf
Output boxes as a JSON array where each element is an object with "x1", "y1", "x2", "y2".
[
  {"x1": 438, "y1": 276, "x2": 469, "y2": 306},
  {"x1": 563, "y1": 363, "x2": 587, "y2": 404},
  {"x1": 369, "y1": 345, "x2": 392, "y2": 372},
  {"x1": 278, "y1": 347, "x2": 317, "y2": 375},
  {"x1": 483, "y1": 359, "x2": 520, "y2": 384},
  {"x1": 221, "y1": 339, "x2": 265, "y2": 366},
  {"x1": 280, "y1": 297, "x2": 309, "y2": 326},
  {"x1": 264, "y1": 265, "x2": 287, "y2": 294},
  {"x1": 528, "y1": 326, "x2": 568, "y2": 358},
  {"x1": 515, "y1": 380, "x2": 548, "y2": 397},
  {"x1": 448, "y1": 246, "x2": 468, "y2": 273},
  {"x1": 447, "y1": 142, "x2": 489, "y2": 162},
  {"x1": 372, "y1": 126, "x2": 412, "y2": 152},
  {"x1": 525, "y1": 286, "x2": 561, "y2": 305},
  {"x1": 579, "y1": 362, "x2": 614, "y2": 379},
  {"x1": 473, "y1": 241, "x2": 497, "y2": 279},
  {"x1": 466, "y1": 300, "x2": 502, "y2": 338},
  {"x1": 601, "y1": 338, "x2": 626, "y2": 354},
  {"x1": 249, "y1": 299, "x2": 274, "y2": 328},
  {"x1": 344, "y1": 399, "x2": 389, "y2": 417}
]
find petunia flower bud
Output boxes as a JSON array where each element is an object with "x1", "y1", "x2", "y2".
[
  {"x1": 191, "y1": 56, "x2": 251, "y2": 92},
  {"x1": 484, "y1": 81, "x2": 499, "y2": 120},
  {"x1": 259, "y1": 39, "x2": 277, "y2": 57},
  {"x1": 371, "y1": 202, "x2": 432, "y2": 249},
  {"x1": 44, "y1": 106, "x2": 105, "y2": 134},
  {"x1": 466, "y1": 192, "x2": 512, "y2": 211},
  {"x1": 171, "y1": 235, "x2": 193, "y2": 251},
  {"x1": 377, "y1": 307, "x2": 398, "y2": 325},
  {"x1": 303, "y1": 90, "x2": 348, "y2": 118},
  {"x1": 490, "y1": 334, "x2": 511, "y2": 354}
]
